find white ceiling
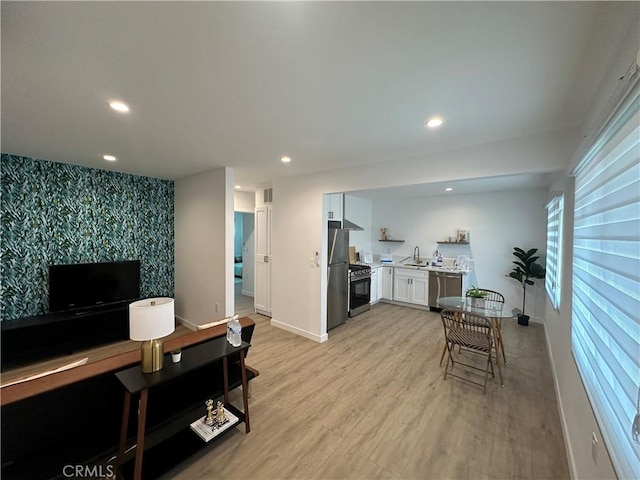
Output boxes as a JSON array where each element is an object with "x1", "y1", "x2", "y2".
[
  {"x1": 347, "y1": 172, "x2": 555, "y2": 200},
  {"x1": 2, "y1": 2, "x2": 636, "y2": 191}
]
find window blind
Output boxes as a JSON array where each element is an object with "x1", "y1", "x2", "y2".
[
  {"x1": 545, "y1": 195, "x2": 563, "y2": 309},
  {"x1": 571, "y1": 82, "x2": 640, "y2": 479}
]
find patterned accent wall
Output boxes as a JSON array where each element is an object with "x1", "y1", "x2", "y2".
[{"x1": 0, "y1": 154, "x2": 174, "y2": 320}]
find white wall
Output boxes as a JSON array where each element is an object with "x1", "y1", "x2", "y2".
[
  {"x1": 344, "y1": 194, "x2": 373, "y2": 257},
  {"x1": 370, "y1": 189, "x2": 548, "y2": 319},
  {"x1": 234, "y1": 190, "x2": 254, "y2": 213},
  {"x1": 270, "y1": 128, "x2": 575, "y2": 341},
  {"x1": 175, "y1": 167, "x2": 234, "y2": 327},
  {"x1": 542, "y1": 16, "x2": 639, "y2": 480}
]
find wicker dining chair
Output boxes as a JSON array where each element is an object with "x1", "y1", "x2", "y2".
[
  {"x1": 438, "y1": 288, "x2": 508, "y2": 366},
  {"x1": 465, "y1": 288, "x2": 507, "y2": 365},
  {"x1": 440, "y1": 309, "x2": 503, "y2": 393}
]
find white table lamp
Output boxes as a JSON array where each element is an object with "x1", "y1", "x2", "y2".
[{"x1": 129, "y1": 297, "x2": 175, "y2": 373}]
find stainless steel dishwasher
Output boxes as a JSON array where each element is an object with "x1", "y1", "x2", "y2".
[{"x1": 429, "y1": 270, "x2": 463, "y2": 310}]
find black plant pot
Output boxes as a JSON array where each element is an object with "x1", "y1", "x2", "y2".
[{"x1": 517, "y1": 314, "x2": 530, "y2": 326}]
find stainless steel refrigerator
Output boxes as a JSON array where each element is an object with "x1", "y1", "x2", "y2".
[{"x1": 327, "y1": 227, "x2": 349, "y2": 330}]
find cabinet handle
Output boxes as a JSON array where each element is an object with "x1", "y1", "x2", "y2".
[
  {"x1": 328, "y1": 211, "x2": 333, "y2": 219},
  {"x1": 264, "y1": 256, "x2": 269, "y2": 263}
]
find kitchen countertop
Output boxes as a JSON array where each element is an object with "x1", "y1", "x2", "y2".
[{"x1": 370, "y1": 262, "x2": 470, "y2": 274}]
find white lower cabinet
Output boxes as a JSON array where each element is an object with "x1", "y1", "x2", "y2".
[
  {"x1": 370, "y1": 267, "x2": 380, "y2": 304},
  {"x1": 393, "y1": 268, "x2": 429, "y2": 306},
  {"x1": 381, "y1": 267, "x2": 393, "y2": 300}
]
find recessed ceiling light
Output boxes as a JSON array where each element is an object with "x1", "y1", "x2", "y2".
[
  {"x1": 109, "y1": 101, "x2": 130, "y2": 113},
  {"x1": 235, "y1": 185, "x2": 242, "y2": 189},
  {"x1": 445, "y1": 187, "x2": 453, "y2": 192},
  {"x1": 281, "y1": 156, "x2": 291, "y2": 163},
  {"x1": 426, "y1": 117, "x2": 444, "y2": 128},
  {"x1": 103, "y1": 155, "x2": 117, "y2": 162}
]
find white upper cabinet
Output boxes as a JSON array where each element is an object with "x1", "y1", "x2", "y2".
[{"x1": 326, "y1": 193, "x2": 343, "y2": 222}]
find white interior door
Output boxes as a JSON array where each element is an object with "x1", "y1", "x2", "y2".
[{"x1": 255, "y1": 205, "x2": 272, "y2": 315}]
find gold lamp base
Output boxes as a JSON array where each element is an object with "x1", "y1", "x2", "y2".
[{"x1": 140, "y1": 339, "x2": 165, "y2": 373}]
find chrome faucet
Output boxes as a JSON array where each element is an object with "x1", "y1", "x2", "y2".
[{"x1": 413, "y1": 245, "x2": 420, "y2": 263}]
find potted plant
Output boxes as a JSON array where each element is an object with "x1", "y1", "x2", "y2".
[
  {"x1": 466, "y1": 285, "x2": 487, "y2": 308},
  {"x1": 507, "y1": 247, "x2": 546, "y2": 326}
]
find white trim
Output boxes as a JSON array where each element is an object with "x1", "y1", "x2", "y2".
[
  {"x1": 175, "y1": 314, "x2": 197, "y2": 331},
  {"x1": 270, "y1": 318, "x2": 328, "y2": 343},
  {"x1": 544, "y1": 322, "x2": 578, "y2": 480}
]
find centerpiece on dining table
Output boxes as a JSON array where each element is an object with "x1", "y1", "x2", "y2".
[{"x1": 466, "y1": 286, "x2": 488, "y2": 308}]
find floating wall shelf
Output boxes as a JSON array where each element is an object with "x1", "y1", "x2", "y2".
[
  {"x1": 437, "y1": 241, "x2": 469, "y2": 245},
  {"x1": 379, "y1": 240, "x2": 405, "y2": 243}
]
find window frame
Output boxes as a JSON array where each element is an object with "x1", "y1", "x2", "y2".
[{"x1": 545, "y1": 194, "x2": 564, "y2": 310}]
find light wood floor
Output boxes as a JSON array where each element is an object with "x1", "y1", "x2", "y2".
[
  {"x1": 235, "y1": 281, "x2": 255, "y2": 319},
  {"x1": 176, "y1": 302, "x2": 570, "y2": 480}
]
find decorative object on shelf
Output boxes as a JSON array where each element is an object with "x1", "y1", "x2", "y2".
[
  {"x1": 205, "y1": 399, "x2": 215, "y2": 426},
  {"x1": 466, "y1": 285, "x2": 487, "y2": 307},
  {"x1": 191, "y1": 404, "x2": 239, "y2": 442},
  {"x1": 129, "y1": 297, "x2": 175, "y2": 373},
  {"x1": 171, "y1": 348, "x2": 181, "y2": 363},
  {"x1": 380, "y1": 227, "x2": 387, "y2": 241},
  {"x1": 448, "y1": 236, "x2": 457, "y2": 243},
  {"x1": 216, "y1": 400, "x2": 227, "y2": 425},
  {"x1": 507, "y1": 247, "x2": 546, "y2": 326},
  {"x1": 204, "y1": 399, "x2": 229, "y2": 429},
  {"x1": 457, "y1": 229, "x2": 469, "y2": 243}
]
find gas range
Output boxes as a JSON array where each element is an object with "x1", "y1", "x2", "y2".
[{"x1": 349, "y1": 264, "x2": 371, "y2": 279}]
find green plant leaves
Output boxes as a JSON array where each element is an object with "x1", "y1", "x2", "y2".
[{"x1": 1, "y1": 154, "x2": 175, "y2": 320}]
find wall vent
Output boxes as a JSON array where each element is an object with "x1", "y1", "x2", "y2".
[{"x1": 263, "y1": 188, "x2": 273, "y2": 203}]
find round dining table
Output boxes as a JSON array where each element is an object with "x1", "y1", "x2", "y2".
[{"x1": 437, "y1": 296, "x2": 521, "y2": 368}]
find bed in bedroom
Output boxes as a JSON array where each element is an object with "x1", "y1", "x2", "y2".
[{"x1": 234, "y1": 256, "x2": 243, "y2": 278}]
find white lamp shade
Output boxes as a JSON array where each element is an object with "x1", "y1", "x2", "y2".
[{"x1": 129, "y1": 297, "x2": 175, "y2": 341}]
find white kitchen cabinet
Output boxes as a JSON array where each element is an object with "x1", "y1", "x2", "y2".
[
  {"x1": 255, "y1": 204, "x2": 272, "y2": 316},
  {"x1": 370, "y1": 267, "x2": 379, "y2": 304},
  {"x1": 326, "y1": 193, "x2": 343, "y2": 222},
  {"x1": 381, "y1": 266, "x2": 393, "y2": 300},
  {"x1": 393, "y1": 268, "x2": 429, "y2": 306}
]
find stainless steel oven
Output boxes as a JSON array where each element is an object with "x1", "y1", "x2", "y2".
[{"x1": 348, "y1": 264, "x2": 371, "y2": 317}]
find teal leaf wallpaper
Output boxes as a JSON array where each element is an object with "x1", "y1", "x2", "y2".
[{"x1": 1, "y1": 154, "x2": 174, "y2": 320}]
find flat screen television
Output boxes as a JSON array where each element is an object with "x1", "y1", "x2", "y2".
[{"x1": 49, "y1": 260, "x2": 140, "y2": 313}]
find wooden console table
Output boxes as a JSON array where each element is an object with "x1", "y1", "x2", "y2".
[{"x1": 115, "y1": 337, "x2": 251, "y2": 480}]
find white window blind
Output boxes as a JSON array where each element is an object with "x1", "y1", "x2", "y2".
[
  {"x1": 545, "y1": 195, "x2": 563, "y2": 309},
  {"x1": 571, "y1": 79, "x2": 640, "y2": 480}
]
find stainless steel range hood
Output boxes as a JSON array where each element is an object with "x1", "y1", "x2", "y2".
[{"x1": 342, "y1": 218, "x2": 364, "y2": 231}]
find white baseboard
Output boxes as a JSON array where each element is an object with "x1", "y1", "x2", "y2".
[
  {"x1": 270, "y1": 318, "x2": 328, "y2": 343},
  {"x1": 175, "y1": 315, "x2": 198, "y2": 331},
  {"x1": 543, "y1": 322, "x2": 577, "y2": 479},
  {"x1": 241, "y1": 290, "x2": 254, "y2": 297}
]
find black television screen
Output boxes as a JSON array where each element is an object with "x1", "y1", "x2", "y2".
[{"x1": 48, "y1": 260, "x2": 140, "y2": 313}]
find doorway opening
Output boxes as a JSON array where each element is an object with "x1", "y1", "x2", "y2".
[{"x1": 234, "y1": 211, "x2": 255, "y2": 317}]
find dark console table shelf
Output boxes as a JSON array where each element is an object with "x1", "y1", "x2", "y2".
[{"x1": 115, "y1": 337, "x2": 252, "y2": 480}]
